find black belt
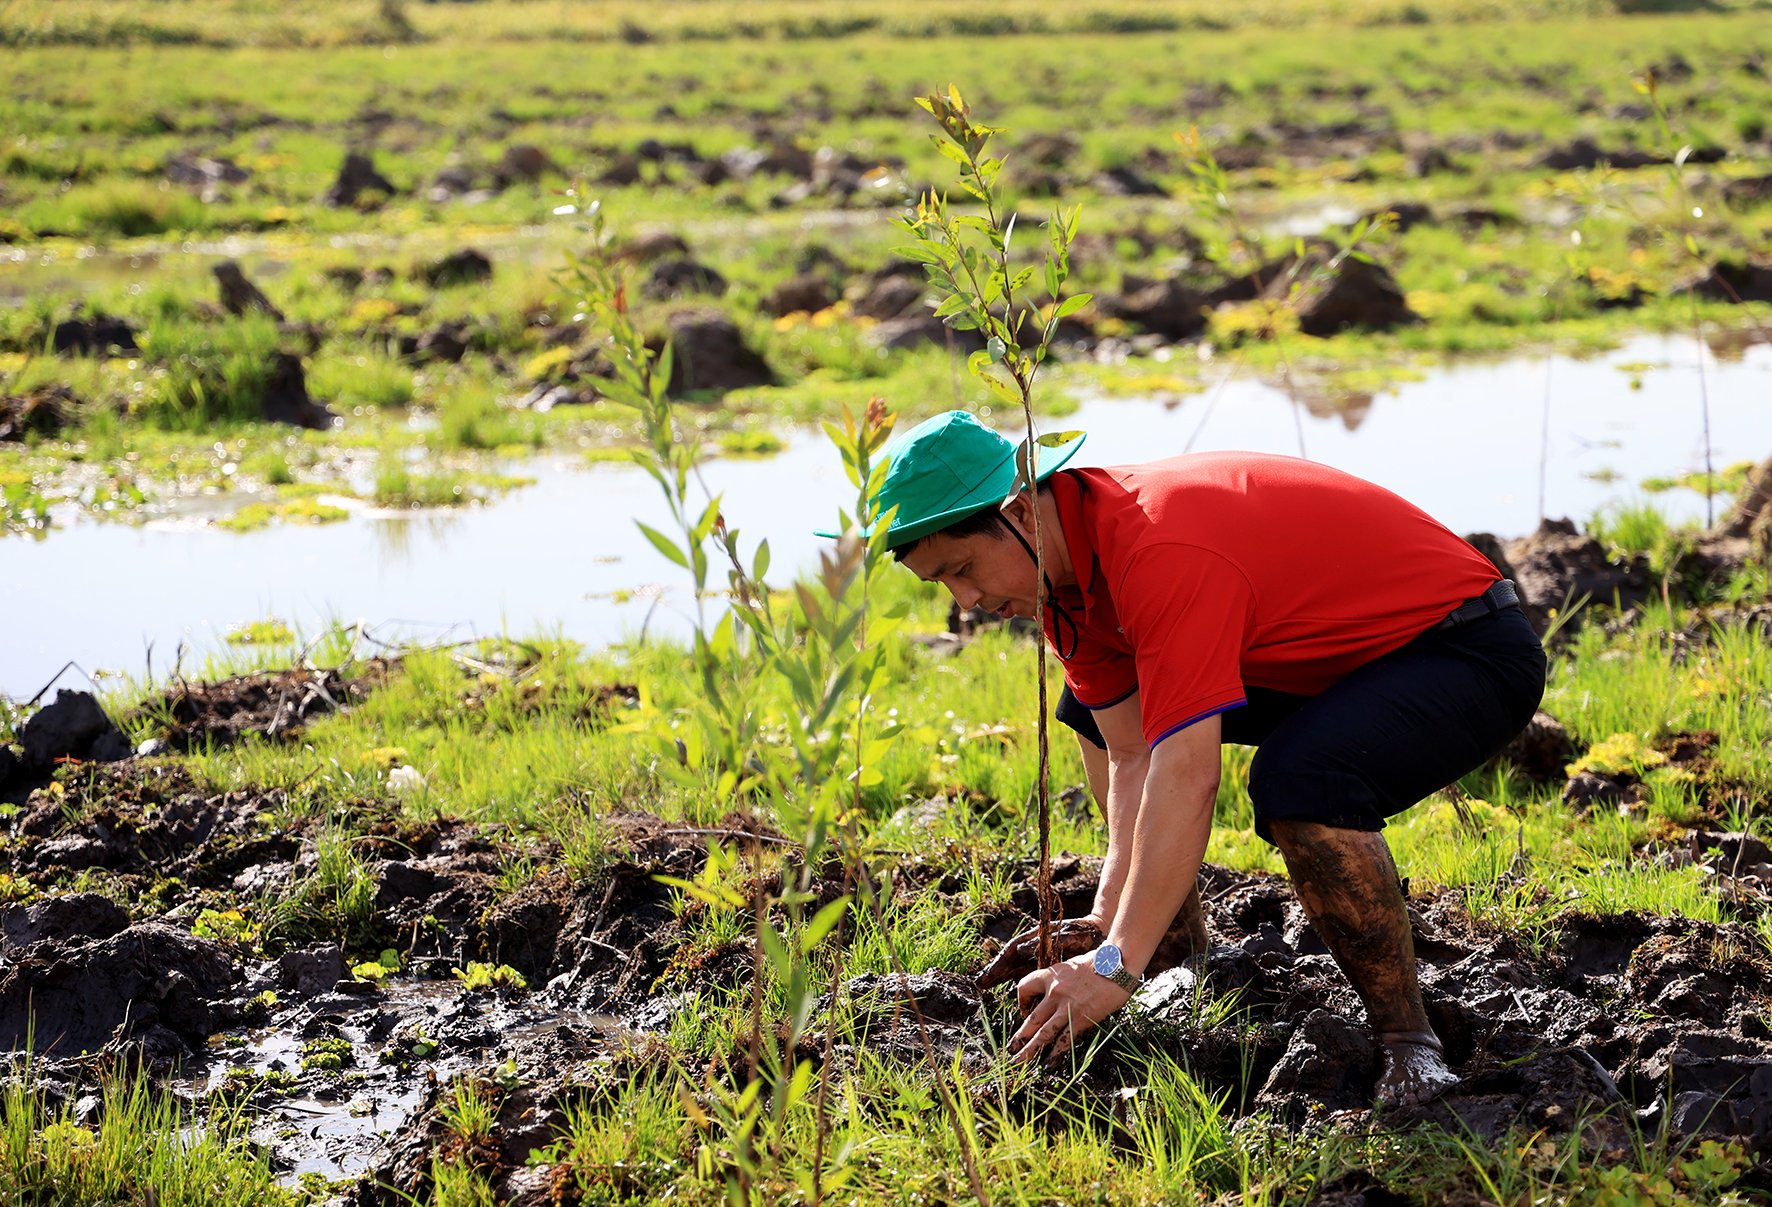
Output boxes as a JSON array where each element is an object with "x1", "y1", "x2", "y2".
[{"x1": 1436, "y1": 579, "x2": 1520, "y2": 630}]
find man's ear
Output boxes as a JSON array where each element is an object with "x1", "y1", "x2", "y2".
[{"x1": 1001, "y1": 489, "x2": 1037, "y2": 533}]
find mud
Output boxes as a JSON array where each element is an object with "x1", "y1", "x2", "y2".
[
  {"x1": 0, "y1": 689, "x2": 133, "y2": 804},
  {"x1": 0, "y1": 383, "x2": 79, "y2": 442},
  {"x1": 824, "y1": 862, "x2": 1772, "y2": 1160},
  {"x1": 3, "y1": 747, "x2": 1770, "y2": 1197},
  {"x1": 132, "y1": 660, "x2": 397, "y2": 753}
]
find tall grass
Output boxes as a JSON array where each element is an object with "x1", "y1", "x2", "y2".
[
  {"x1": 0, "y1": 1070, "x2": 296, "y2": 1205},
  {"x1": 17, "y1": 178, "x2": 205, "y2": 239},
  {"x1": 7, "y1": 0, "x2": 1767, "y2": 48},
  {"x1": 259, "y1": 824, "x2": 382, "y2": 950},
  {"x1": 134, "y1": 314, "x2": 286, "y2": 430},
  {"x1": 308, "y1": 348, "x2": 415, "y2": 410}
]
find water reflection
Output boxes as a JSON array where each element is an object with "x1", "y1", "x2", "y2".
[{"x1": 370, "y1": 511, "x2": 466, "y2": 566}]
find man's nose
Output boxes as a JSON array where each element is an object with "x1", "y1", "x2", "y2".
[{"x1": 949, "y1": 580, "x2": 982, "y2": 609}]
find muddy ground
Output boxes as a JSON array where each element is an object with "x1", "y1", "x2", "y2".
[{"x1": 2, "y1": 743, "x2": 1771, "y2": 1203}]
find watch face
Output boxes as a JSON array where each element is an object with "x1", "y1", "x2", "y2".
[{"x1": 1092, "y1": 944, "x2": 1123, "y2": 977}]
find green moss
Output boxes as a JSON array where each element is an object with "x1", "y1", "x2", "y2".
[
  {"x1": 223, "y1": 619, "x2": 295, "y2": 646},
  {"x1": 215, "y1": 497, "x2": 350, "y2": 532}
]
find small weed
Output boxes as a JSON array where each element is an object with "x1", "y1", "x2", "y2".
[
  {"x1": 451, "y1": 962, "x2": 529, "y2": 993},
  {"x1": 715, "y1": 428, "x2": 785, "y2": 457},
  {"x1": 215, "y1": 1066, "x2": 299, "y2": 1099},
  {"x1": 350, "y1": 947, "x2": 403, "y2": 983},
  {"x1": 216, "y1": 497, "x2": 351, "y2": 532},
  {"x1": 299, "y1": 1037, "x2": 355, "y2": 1074},
  {"x1": 372, "y1": 455, "x2": 469, "y2": 508},
  {"x1": 191, "y1": 907, "x2": 261, "y2": 948}
]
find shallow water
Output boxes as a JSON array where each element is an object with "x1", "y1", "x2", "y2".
[
  {"x1": 170, "y1": 977, "x2": 638, "y2": 1185},
  {"x1": 3, "y1": 333, "x2": 1767, "y2": 696}
]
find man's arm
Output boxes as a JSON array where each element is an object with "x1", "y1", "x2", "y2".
[
  {"x1": 1009, "y1": 714, "x2": 1222, "y2": 1062},
  {"x1": 1099, "y1": 715, "x2": 1221, "y2": 974},
  {"x1": 976, "y1": 693, "x2": 1148, "y2": 990},
  {"x1": 1085, "y1": 692, "x2": 1150, "y2": 930}
]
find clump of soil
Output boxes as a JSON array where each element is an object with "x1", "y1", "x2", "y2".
[
  {"x1": 133, "y1": 660, "x2": 396, "y2": 752},
  {"x1": 5, "y1": 761, "x2": 303, "y2": 888},
  {"x1": 819, "y1": 859, "x2": 1772, "y2": 1158},
  {"x1": 0, "y1": 690, "x2": 133, "y2": 802},
  {"x1": 6, "y1": 758, "x2": 1770, "y2": 1197}
]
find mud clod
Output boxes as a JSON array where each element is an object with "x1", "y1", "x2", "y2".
[
  {"x1": 1496, "y1": 708, "x2": 1575, "y2": 781},
  {"x1": 0, "y1": 921, "x2": 236, "y2": 1056},
  {"x1": 17, "y1": 690, "x2": 131, "y2": 771},
  {"x1": 0, "y1": 893, "x2": 130, "y2": 953},
  {"x1": 1257, "y1": 1009, "x2": 1379, "y2": 1113},
  {"x1": 136, "y1": 661, "x2": 393, "y2": 752},
  {"x1": 278, "y1": 945, "x2": 348, "y2": 997}
]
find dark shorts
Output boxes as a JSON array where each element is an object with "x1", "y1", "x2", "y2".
[{"x1": 1054, "y1": 604, "x2": 1547, "y2": 844}]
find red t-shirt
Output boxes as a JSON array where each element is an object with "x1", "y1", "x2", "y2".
[{"x1": 1040, "y1": 454, "x2": 1501, "y2": 747}]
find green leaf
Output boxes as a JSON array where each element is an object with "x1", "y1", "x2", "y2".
[
  {"x1": 1044, "y1": 258, "x2": 1061, "y2": 298},
  {"x1": 803, "y1": 898, "x2": 849, "y2": 949},
  {"x1": 635, "y1": 521, "x2": 689, "y2": 569},
  {"x1": 709, "y1": 610, "x2": 736, "y2": 660},
  {"x1": 784, "y1": 1059, "x2": 816, "y2": 1111},
  {"x1": 1036, "y1": 429, "x2": 1083, "y2": 448},
  {"x1": 760, "y1": 924, "x2": 794, "y2": 981},
  {"x1": 1052, "y1": 292, "x2": 1093, "y2": 320},
  {"x1": 891, "y1": 242, "x2": 947, "y2": 266},
  {"x1": 932, "y1": 136, "x2": 970, "y2": 166},
  {"x1": 654, "y1": 874, "x2": 743, "y2": 911},
  {"x1": 983, "y1": 373, "x2": 1022, "y2": 405},
  {"x1": 751, "y1": 540, "x2": 771, "y2": 580},
  {"x1": 986, "y1": 336, "x2": 1006, "y2": 363},
  {"x1": 691, "y1": 495, "x2": 722, "y2": 543}
]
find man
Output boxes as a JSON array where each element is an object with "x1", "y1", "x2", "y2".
[{"x1": 854, "y1": 410, "x2": 1545, "y2": 1107}]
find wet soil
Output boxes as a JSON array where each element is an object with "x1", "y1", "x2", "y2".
[
  {"x1": 131, "y1": 660, "x2": 399, "y2": 753},
  {"x1": 3, "y1": 754, "x2": 1770, "y2": 1199}
]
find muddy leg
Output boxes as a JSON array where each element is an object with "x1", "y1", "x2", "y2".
[{"x1": 1267, "y1": 819, "x2": 1458, "y2": 1108}]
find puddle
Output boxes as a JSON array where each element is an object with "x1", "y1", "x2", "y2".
[
  {"x1": 171, "y1": 977, "x2": 641, "y2": 1185},
  {"x1": 3, "y1": 333, "x2": 1768, "y2": 695}
]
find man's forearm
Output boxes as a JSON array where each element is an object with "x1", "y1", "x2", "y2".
[
  {"x1": 1103, "y1": 736, "x2": 1218, "y2": 973},
  {"x1": 1090, "y1": 747, "x2": 1149, "y2": 925}
]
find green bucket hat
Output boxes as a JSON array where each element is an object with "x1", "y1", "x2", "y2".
[{"x1": 815, "y1": 410, "x2": 1085, "y2": 549}]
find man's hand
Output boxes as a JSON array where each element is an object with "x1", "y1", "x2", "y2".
[
  {"x1": 975, "y1": 916, "x2": 1106, "y2": 991},
  {"x1": 1007, "y1": 951, "x2": 1131, "y2": 1064}
]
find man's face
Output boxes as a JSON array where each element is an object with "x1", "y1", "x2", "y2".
[{"x1": 899, "y1": 526, "x2": 1039, "y2": 619}]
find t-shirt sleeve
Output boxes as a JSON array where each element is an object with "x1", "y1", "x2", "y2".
[{"x1": 1114, "y1": 544, "x2": 1255, "y2": 747}]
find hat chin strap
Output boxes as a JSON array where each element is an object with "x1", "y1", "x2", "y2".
[{"x1": 1004, "y1": 522, "x2": 1079, "y2": 660}]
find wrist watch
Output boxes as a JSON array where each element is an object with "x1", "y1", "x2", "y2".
[{"x1": 1091, "y1": 943, "x2": 1143, "y2": 993}]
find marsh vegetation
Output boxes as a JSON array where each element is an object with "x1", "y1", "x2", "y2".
[{"x1": 2, "y1": 2, "x2": 1772, "y2": 1204}]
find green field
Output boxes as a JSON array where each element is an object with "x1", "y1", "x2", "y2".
[
  {"x1": 3, "y1": 0, "x2": 1770, "y2": 536},
  {"x1": 4, "y1": 3, "x2": 1772, "y2": 1203}
]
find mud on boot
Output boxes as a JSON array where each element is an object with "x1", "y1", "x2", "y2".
[{"x1": 1376, "y1": 1028, "x2": 1461, "y2": 1108}]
